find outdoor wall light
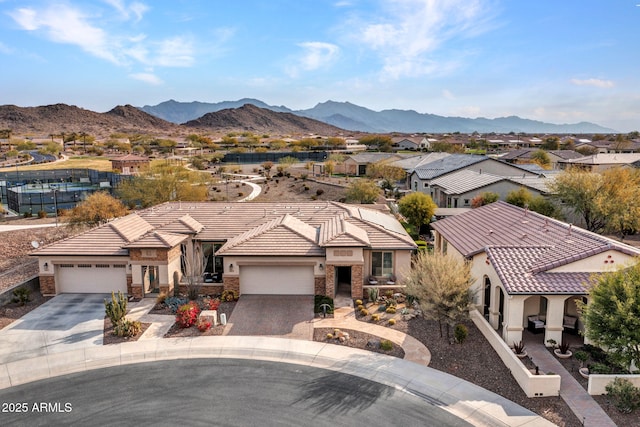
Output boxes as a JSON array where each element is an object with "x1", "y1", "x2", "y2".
[
  {"x1": 319, "y1": 263, "x2": 324, "y2": 271},
  {"x1": 43, "y1": 262, "x2": 48, "y2": 271},
  {"x1": 229, "y1": 263, "x2": 234, "y2": 272}
]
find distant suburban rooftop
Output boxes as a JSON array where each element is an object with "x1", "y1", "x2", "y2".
[{"x1": 412, "y1": 154, "x2": 487, "y2": 180}]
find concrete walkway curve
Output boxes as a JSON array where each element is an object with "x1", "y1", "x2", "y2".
[
  {"x1": 313, "y1": 306, "x2": 431, "y2": 366},
  {"x1": 0, "y1": 336, "x2": 554, "y2": 427}
]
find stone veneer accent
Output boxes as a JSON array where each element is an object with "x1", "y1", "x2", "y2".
[
  {"x1": 224, "y1": 276, "x2": 240, "y2": 294},
  {"x1": 126, "y1": 275, "x2": 133, "y2": 295},
  {"x1": 314, "y1": 276, "x2": 326, "y2": 296},
  {"x1": 39, "y1": 275, "x2": 55, "y2": 296},
  {"x1": 350, "y1": 264, "x2": 364, "y2": 299},
  {"x1": 130, "y1": 285, "x2": 143, "y2": 299},
  {"x1": 325, "y1": 265, "x2": 335, "y2": 297}
]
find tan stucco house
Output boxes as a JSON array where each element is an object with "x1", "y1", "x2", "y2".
[
  {"x1": 430, "y1": 201, "x2": 640, "y2": 346},
  {"x1": 33, "y1": 201, "x2": 416, "y2": 299}
]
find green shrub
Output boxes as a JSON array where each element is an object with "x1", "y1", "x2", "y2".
[
  {"x1": 164, "y1": 296, "x2": 188, "y2": 313},
  {"x1": 114, "y1": 318, "x2": 141, "y2": 337},
  {"x1": 221, "y1": 289, "x2": 238, "y2": 302},
  {"x1": 380, "y1": 340, "x2": 393, "y2": 351},
  {"x1": 589, "y1": 363, "x2": 612, "y2": 374},
  {"x1": 454, "y1": 324, "x2": 468, "y2": 344},
  {"x1": 104, "y1": 291, "x2": 127, "y2": 327},
  {"x1": 368, "y1": 287, "x2": 379, "y2": 302},
  {"x1": 316, "y1": 189, "x2": 324, "y2": 196},
  {"x1": 574, "y1": 350, "x2": 588, "y2": 367},
  {"x1": 606, "y1": 378, "x2": 640, "y2": 414},
  {"x1": 11, "y1": 287, "x2": 31, "y2": 306}
]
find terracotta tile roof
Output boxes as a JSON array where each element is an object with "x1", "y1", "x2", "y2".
[
  {"x1": 216, "y1": 214, "x2": 322, "y2": 256},
  {"x1": 124, "y1": 231, "x2": 189, "y2": 249},
  {"x1": 486, "y1": 246, "x2": 592, "y2": 294},
  {"x1": 319, "y1": 216, "x2": 370, "y2": 247},
  {"x1": 34, "y1": 201, "x2": 415, "y2": 258},
  {"x1": 431, "y1": 201, "x2": 637, "y2": 260}
]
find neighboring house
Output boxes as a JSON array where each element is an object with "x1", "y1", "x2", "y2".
[
  {"x1": 392, "y1": 136, "x2": 428, "y2": 151},
  {"x1": 575, "y1": 139, "x2": 640, "y2": 154},
  {"x1": 33, "y1": 201, "x2": 416, "y2": 299},
  {"x1": 500, "y1": 149, "x2": 583, "y2": 169},
  {"x1": 110, "y1": 154, "x2": 150, "y2": 175},
  {"x1": 341, "y1": 153, "x2": 409, "y2": 176},
  {"x1": 430, "y1": 201, "x2": 640, "y2": 346},
  {"x1": 557, "y1": 153, "x2": 640, "y2": 172},
  {"x1": 409, "y1": 154, "x2": 540, "y2": 195},
  {"x1": 427, "y1": 170, "x2": 551, "y2": 208}
]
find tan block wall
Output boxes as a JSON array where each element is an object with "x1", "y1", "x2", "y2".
[
  {"x1": 351, "y1": 264, "x2": 363, "y2": 299},
  {"x1": 39, "y1": 275, "x2": 56, "y2": 296},
  {"x1": 314, "y1": 276, "x2": 326, "y2": 296},
  {"x1": 325, "y1": 264, "x2": 335, "y2": 297},
  {"x1": 224, "y1": 276, "x2": 240, "y2": 294}
]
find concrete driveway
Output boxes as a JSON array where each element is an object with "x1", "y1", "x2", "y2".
[
  {"x1": 225, "y1": 295, "x2": 314, "y2": 339},
  {"x1": 0, "y1": 294, "x2": 108, "y2": 364}
]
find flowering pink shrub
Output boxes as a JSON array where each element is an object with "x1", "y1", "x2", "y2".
[
  {"x1": 197, "y1": 321, "x2": 212, "y2": 332},
  {"x1": 208, "y1": 298, "x2": 221, "y2": 311},
  {"x1": 176, "y1": 302, "x2": 200, "y2": 328}
]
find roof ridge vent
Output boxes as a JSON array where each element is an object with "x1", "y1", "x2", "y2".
[{"x1": 568, "y1": 224, "x2": 573, "y2": 236}]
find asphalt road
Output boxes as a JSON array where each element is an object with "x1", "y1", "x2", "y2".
[{"x1": 0, "y1": 359, "x2": 472, "y2": 427}]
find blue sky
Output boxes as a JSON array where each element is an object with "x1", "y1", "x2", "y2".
[{"x1": 1, "y1": 0, "x2": 639, "y2": 131}]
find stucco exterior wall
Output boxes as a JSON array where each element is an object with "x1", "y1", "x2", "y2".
[{"x1": 549, "y1": 249, "x2": 636, "y2": 273}]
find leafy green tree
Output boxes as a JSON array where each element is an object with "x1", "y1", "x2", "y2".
[
  {"x1": 345, "y1": 179, "x2": 381, "y2": 204},
  {"x1": 531, "y1": 150, "x2": 551, "y2": 168},
  {"x1": 505, "y1": 187, "x2": 533, "y2": 208},
  {"x1": 63, "y1": 192, "x2": 128, "y2": 228},
  {"x1": 359, "y1": 135, "x2": 393, "y2": 152},
  {"x1": 595, "y1": 167, "x2": 640, "y2": 239},
  {"x1": 16, "y1": 140, "x2": 36, "y2": 151},
  {"x1": 277, "y1": 156, "x2": 298, "y2": 173},
  {"x1": 269, "y1": 140, "x2": 287, "y2": 151},
  {"x1": 580, "y1": 262, "x2": 640, "y2": 373},
  {"x1": 541, "y1": 136, "x2": 560, "y2": 150},
  {"x1": 548, "y1": 168, "x2": 605, "y2": 232},
  {"x1": 403, "y1": 251, "x2": 475, "y2": 340},
  {"x1": 367, "y1": 161, "x2": 406, "y2": 191},
  {"x1": 471, "y1": 191, "x2": 499, "y2": 208},
  {"x1": 398, "y1": 192, "x2": 437, "y2": 233},
  {"x1": 117, "y1": 163, "x2": 210, "y2": 208},
  {"x1": 528, "y1": 195, "x2": 561, "y2": 219}
]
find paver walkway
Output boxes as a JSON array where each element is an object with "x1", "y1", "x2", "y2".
[{"x1": 526, "y1": 340, "x2": 616, "y2": 427}]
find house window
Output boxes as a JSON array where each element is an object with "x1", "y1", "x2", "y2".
[
  {"x1": 423, "y1": 183, "x2": 428, "y2": 188},
  {"x1": 464, "y1": 199, "x2": 470, "y2": 206},
  {"x1": 371, "y1": 251, "x2": 393, "y2": 276}
]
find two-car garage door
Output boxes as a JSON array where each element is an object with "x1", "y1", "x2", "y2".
[
  {"x1": 239, "y1": 265, "x2": 314, "y2": 295},
  {"x1": 57, "y1": 264, "x2": 127, "y2": 294}
]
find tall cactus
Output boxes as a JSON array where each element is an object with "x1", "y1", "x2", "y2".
[{"x1": 104, "y1": 291, "x2": 127, "y2": 327}]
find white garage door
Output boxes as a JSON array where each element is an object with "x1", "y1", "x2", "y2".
[
  {"x1": 239, "y1": 265, "x2": 314, "y2": 295},
  {"x1": 57, "y1": 264, "x2": 127, "y2": 294}
]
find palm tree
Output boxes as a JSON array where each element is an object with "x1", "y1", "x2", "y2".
[{"x1": 80, "y1": 132, "x2": 88, "y2": 152}]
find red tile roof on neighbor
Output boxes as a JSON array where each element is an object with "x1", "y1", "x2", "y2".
[
  {"x1": 34, "y1": 201, "x2": 415, "y2": 257},
  {"x1": 431, "y1": 201, "x2": 640, "y2": 295}
]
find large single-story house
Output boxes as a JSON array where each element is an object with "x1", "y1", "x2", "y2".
[
  {"x1": 557, "y1": 153, "x2": 640, "y2": 172},
  {"x1": 500, "y1": 149, "x2": 583, "y2": 169},
  {"x1": 430, "y1": 201, "x2": 640, "y2": 346},
  {"x1": 33, "y1": 201, "x2": 416, "y2": 299}
]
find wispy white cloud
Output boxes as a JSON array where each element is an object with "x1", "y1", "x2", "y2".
[
  {"x1": 129, "y1": 72, "x2": 163, "y2": 85},
  {"x1": 570, "y1": 78, "x2": 614, "y2": 88},
  {"x1": 286, "y1": 42, "x2": 340, "y2": 77},
  {"x1": 347, "y1": 0, "x2": 496, "y2": 79},
  {"x1": 9, "y1": 5, "x2": 119, "y2": 63},
  {"x1": 103, "y1": 0, "x2": 149, "y2": 22},
  {"x1": 8, "y1": 2, "x2": 197, "y2": 71}
]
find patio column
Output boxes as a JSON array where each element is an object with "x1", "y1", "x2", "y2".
[
  {"x1": 544, "y1": 296, "x2": 568, "y2": 346},
  {"x1": 502, "y1": 295, "x2": 526, "y2": 345}
]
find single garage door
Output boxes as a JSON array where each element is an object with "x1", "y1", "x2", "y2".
[
  {"x1": 239, "y1": 265, "x2": 314, "y2": 295},
  {"x1": 57, "y1": 264, "x2": 127, "y2": 294}
]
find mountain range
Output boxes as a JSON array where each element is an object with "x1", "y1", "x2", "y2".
[{"x1": 140, "y1": 99, "x2": 616, "y2": 134}]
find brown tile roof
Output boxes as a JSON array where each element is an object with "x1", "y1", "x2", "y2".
[
  {"x1": 431, "y1": 201, "x2": 639, "y2": 294},
  {"x1": 108, "y1": 214, "x2": 155, "y2": 242},
  {"x1": 486, "y1": 246, "x2": 592, "y2": 294}
]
